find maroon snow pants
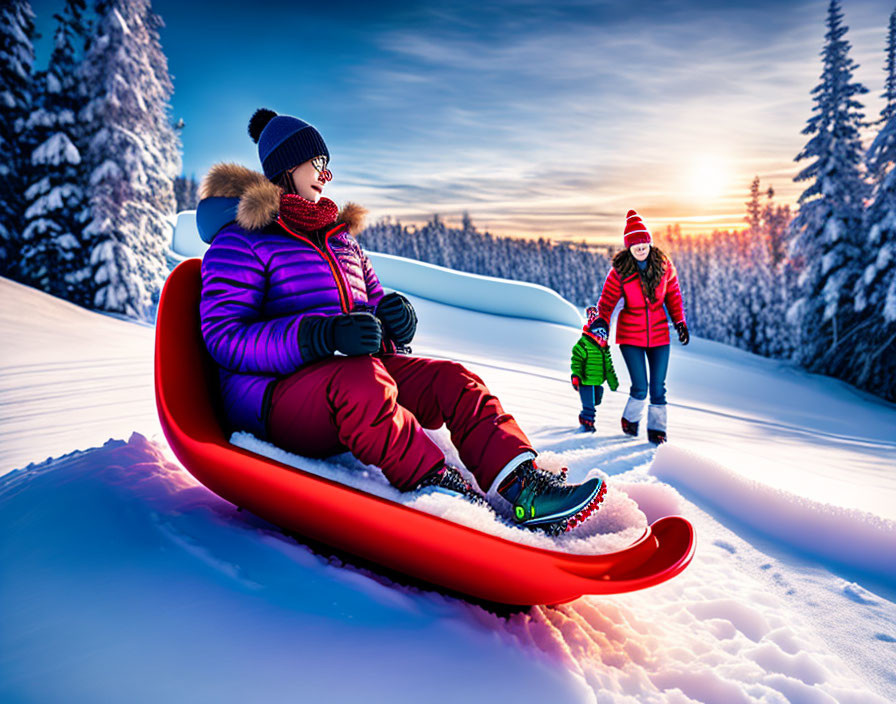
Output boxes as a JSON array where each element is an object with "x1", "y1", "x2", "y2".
[{"x1": 268, "y1": 354, "x2": 534, "y2": 492}]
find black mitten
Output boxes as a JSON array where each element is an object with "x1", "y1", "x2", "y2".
[
  {"x1": 376, "y1": 292, "x2": 417, "y2": 346},
  {"x1": 675, "y1": 321, "x2": 689, "y2": 346},
  {"x1": 299, "y1": 312, "x2": 383, "y2": 362},
  {"x1": 332, "y1": 312, "x2": 383, "y2": 355},
  {"x1": 298, "y1": 315, "x2": 333, "y2": 363}
]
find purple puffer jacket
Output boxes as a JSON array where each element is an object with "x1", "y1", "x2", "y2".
[{"x1": 198, "y1": 164, "x2": 384, "y2": 438}]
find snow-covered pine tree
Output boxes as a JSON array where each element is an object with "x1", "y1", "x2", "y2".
[
  {"x1": 746, "y1": 176, "x2": 763, "y2": 233},
  {"x1": 0, "y1": 0, "x2": 36, "y2": 277},
  {"x1": 787, "y1": 0, "x2": 869, "y2": 374},
  {"x1": 853, "y1": 8, "x2": 896, "y2": 401},
  {"x1": 141, "y1": 6, "x2": 180, "y2": 249},
  {"x1": 174, "y1": 174, "x2": 199, "y2": 211},
  {"x1": 762, "y1": 186, "x2": 791, "y2": 269},
  {"x1": 734, "y1": 233, "x2": 760, "y2": 352},
  {"x1": 761, "y1": 188, "x2": 795, "y2": 357},
  {"x1": 739, "y1": 179, "x2": 793, "y2": 357},
  {"x1": 660, "y1": 224, "x2": 709, "y2": 340},
  {"x1": 79, "y1": 0, "x2": 180, "y2": 321},
  {"x1": 19, "y1": 0, "x2": 90, "y2": 303},
  {"x1": 737, "y1": 177, "x2": 774, "y2": 355}
]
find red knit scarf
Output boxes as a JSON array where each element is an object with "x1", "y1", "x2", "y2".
[{"x1": 279, "y1": 193, "x2": 339, "y2": 234}]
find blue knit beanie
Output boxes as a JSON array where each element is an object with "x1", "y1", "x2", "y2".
[{"x1": 248, "y1": 108, "x2": 329, "y2": 180}]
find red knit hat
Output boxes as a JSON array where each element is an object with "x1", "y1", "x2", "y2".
[
  {"x1": 623, "y1": 210, "x2": 652, "y2": 248},
  {"x1": 585, "y1": 306, "x2": 598, "y2": 324}
]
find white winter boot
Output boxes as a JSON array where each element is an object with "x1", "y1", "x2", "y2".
[
  {"x1": 621, "y1": 396, "x2": 647, "y2": 436},
  {"x1": 647, "y1": 404, "x2": 668, "y2": 445}
]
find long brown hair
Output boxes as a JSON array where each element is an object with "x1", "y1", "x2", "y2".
[
  {"x1": 612, "y1": 246, "x2": 669, "y2": 302},
  {"x1": 275, "y1": 169, "x2": 294, "y2": 194}
]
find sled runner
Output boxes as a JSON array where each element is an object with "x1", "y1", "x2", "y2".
[{"x1": 154, "y1": 259, "x2": 695, "y2": 605}]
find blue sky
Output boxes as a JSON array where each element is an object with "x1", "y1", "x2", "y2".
[{"x1": 30, "y1": 0, "x2": 891, "y2": 243}]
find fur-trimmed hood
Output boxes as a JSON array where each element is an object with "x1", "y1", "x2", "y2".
[{"x1": 197, "y1": 162, "x2": 366, "y2": 238}]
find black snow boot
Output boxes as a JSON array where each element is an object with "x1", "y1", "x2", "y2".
[
  {"x1": 648, "y1": 430, "x2": 667, "y2": 445},
  {"x1": 414, "y1": 464, "x2": 485, "y2": 505},
  {"x1": 497, "y1": 460, "x2": 606, "y2": 536},
  {"x1": 621, "y1": 417, "x2": 639, "y2": 436},
  {"x1": 647, "y1": 405, "x2": 667, "y2": 445},
  {"x1": 578, "y1": 414, "x2": 596, "y2": 432}
]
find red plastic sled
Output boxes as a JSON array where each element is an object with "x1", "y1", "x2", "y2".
[{"x1": 154, "y1": 259, "x2": 695, "y2": 605}]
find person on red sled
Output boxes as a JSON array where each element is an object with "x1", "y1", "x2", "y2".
[
  {"x1": 591, "y1": 210, "x2": 688, "y2": 444},
  {"x1": 196, "y1": 108, "x2": 605, "y2": 534},
  {"x1": 570, "y1": 306, "x2": 619, "y2": 432}
]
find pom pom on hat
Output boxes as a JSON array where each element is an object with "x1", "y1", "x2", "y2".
[
  {"x1": 623, "y1": 209, "x2": 652, "y2": 248},
  {"x1": 248, "y1": 108, "x2": 278, "y2": 144},
  {"x1": 585, "y1": 306, "x2": 598, "y2": 324},
  {"x1": 248, "y1": 107, "x2": 330, "y2": 180}
]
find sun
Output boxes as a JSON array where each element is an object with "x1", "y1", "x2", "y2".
[{"x1": 687, "y1": 156, "x2": 729, "y2": 202}]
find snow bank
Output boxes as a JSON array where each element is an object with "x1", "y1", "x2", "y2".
[
  {"x1": 166, "y1": 211, "x2": 582, "y2": 327},
  {"x1": 366, "y1": 252, "x2": 582, "y2": 327},
  {"x1": 3, "y1": 435, "x2": 889, "y2": 704},
  {"x1": 0, "y1": 434, "x2": 590, "y2": 702},
  {"x1": 0, "y1": 277, "x2": 160, "y2": 476},
  {"x1": 649, "y1": 444, "x2": 896, "y2": 582},
  {"x1": 170, "y1": 209, "x2": 204, "y2": 258},
  {"x1": 230, "y1": 429, "x2": 646, "y2": 555}
]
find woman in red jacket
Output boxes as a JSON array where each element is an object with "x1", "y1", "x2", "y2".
[{"x1": 592, "y1": 210, "x2": 688, "y2": 444}]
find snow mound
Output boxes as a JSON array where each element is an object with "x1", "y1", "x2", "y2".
[
  {"x1": 230, "y1": 430, "x2": 647, "y2": 555},
  {"x1": 0, "y1": 433, "x2": 591, "y2": 702},
  {"x1": 650, "y1": 444, "x2": 896, "y2": 582},
  {"x1": 366, "y1": 251, "x2": 583, "y2": 327},
  {"x1": 171, "y1": 209, "x2": 204, "y2": 257},
  {"x1": 165, "y1": 211, "x2": 582, "y2": 327},
  {"x1": 2, "y1": 437, "x2": 889, "y2": 703}
]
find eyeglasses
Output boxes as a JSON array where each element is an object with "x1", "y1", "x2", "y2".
[{"x1": 311, "y1": 155, "x2": 332, "y2": 182}]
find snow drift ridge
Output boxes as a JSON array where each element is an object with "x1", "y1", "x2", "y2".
[{"x1": 650, "y1": 444, "x2": 896, "y2": 582}]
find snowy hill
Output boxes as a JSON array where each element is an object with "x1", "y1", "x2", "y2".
[{"x1": 1, "y1": 267, "x2": 895, "y2": 703}]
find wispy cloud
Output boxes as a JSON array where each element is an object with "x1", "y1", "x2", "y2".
[
  {"x1": 26, "y1": 0, "x2": 881, "y2": 243},
  {"x1": 313, "y1": 0, "x2": 885, "y2": 240}
]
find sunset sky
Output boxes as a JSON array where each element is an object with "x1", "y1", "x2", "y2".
[{"x1": 30, "y1": 0, "x2": 891, "y2": 244}]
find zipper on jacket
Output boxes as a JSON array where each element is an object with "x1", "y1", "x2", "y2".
[
  {"x1": 277, "y1": 218, "x2": 352, "y2": 313},
  {"x1": 646, "y1": 305, "x2": 650, "y2": 347},
  {"x1": 324, "y1": 232, "x2": 355, "y2": 312},
  {"x1": 627, "y1": 272, "x2": 651, "y2": 348}
]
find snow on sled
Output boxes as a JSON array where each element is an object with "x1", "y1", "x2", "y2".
[{"x1": 154, "y1": 259, "x2": 695, "y2": 606}]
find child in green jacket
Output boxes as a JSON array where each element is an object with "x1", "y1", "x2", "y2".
[{"x1": 571, "y1": 307, "x2": 619, "y2": 432}]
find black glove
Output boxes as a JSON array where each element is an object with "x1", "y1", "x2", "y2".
[
  {"x1": 675, "y1": 321, "x2": 689, "y2": 346},
  {"x1": 299, "y1": 312, "x2": 383, "y2": 362},
  {"x1": 588, "y1": 317, "x2": 609, "y2": 338},
  {"x1": 376, "y1": 292, "x2": 417, "y2": 346}
]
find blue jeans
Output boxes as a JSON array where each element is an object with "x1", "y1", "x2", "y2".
[
  {"x1": 619, "y1": 344, "x2": 670, "y2": 405},
  {"x1": 578, "y1": 384, "x2": 604, "y2": 421}
]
